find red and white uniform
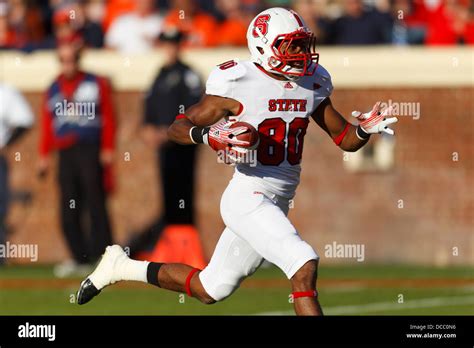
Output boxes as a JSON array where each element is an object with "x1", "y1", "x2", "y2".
[
  {"x1": 207, "y1": 59, "x2": 333, "y2": 198},
  {"x1": 199, "y1": 59, "x2": 333, "y2": 301}
]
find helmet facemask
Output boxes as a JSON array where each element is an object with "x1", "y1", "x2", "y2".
[{"x1": 269, "y1": 29, "x2": 319, "y2": 79}]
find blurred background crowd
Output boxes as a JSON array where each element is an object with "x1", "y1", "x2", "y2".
[{"x1": 0, "y1": 0, "x2": 473, "y2": 53}]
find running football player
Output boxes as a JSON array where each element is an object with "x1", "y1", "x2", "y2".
[{"x1": 77, "y1": 7, "x2": 397, "y2": 315}]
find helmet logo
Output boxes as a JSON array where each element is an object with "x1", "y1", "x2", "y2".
[{"x1": 252, "y1": 14, "x2": 271, "y2": 38}]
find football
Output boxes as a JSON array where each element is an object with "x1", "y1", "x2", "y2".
[{"x1": 229, "y1": 122, "x2": 260, "y2": 149}]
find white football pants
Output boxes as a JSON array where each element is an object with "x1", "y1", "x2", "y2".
[{"x1": 199, "y1": 175, "x2": 318, "y2": 301}]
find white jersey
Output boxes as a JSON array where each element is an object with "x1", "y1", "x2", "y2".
[{"x1": 206, "y1": 59, "x2": 333, "y2": 198}]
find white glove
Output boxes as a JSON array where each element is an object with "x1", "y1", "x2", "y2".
[
  {"x1": 205, "y1": 120, "x2": 251, "y2": 150},
  {"x1": 352, "y1": 102, "x2": 398, "y2": 136}
]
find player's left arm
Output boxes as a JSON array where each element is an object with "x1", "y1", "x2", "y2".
[{"x1": 311, "y1": 97, "x2": 398, "y2": 152}]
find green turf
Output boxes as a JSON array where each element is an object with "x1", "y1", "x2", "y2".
[
  {"x1": 0, "y1": 264, "x2": 473, "y2": 315},
  {"x1": 318, "y1": 264, "x2": 474, "y2": 280},
  {"x1": 0, "y1": 263, "x2": 472, "y2": 279}
]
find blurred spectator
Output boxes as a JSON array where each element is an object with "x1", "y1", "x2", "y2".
[
  {"x1": 105, "y1": 0, "x2": 163, "y2": 54},
  {"x1": 0, "y1": 1, "x2": 14, "y2": 48},
  {"x1": 197, "y1": 0, "x2": 226, "y2": 18},
  {"x1": 102, "y1": 0, "x2": 134, "y2": 32},
  {"x1": 423, "y1": 0, "x2": 473, "y2": 45},
  {"x1": 143, "y1": 28, "x2": 202, "y2": 227},
  {"x1": 326, "y1": 0, "x2": 393, "y2": 44},
  {"x1": 291, "y1": 0, "x2": 331, "y2": 43},
  {"x1": 82, "y1": 0, "x2": 106, "y2": 47},
  {"x1": 130, "y1": 28, "x2": 206, "y2": 268},
  {"x1": 163, "y1": 0, "x2": 218, "y2": 47},
  {"x1": 463, "y1": 4, "x2": 474, "y2": 44},
  {"x1": 3, "y1": 0, "x2": 49, "y2": 51},
  {"x1": 1, "y1": 0, "x2": 471, "y2": 49},
  {"x1": 390, "y1": 0, "x2": 427, "y2": 44},
  {"x1": 38, "y1": 35, "x2": 115, "y2": 277},
  {"x1": 0, "y1": 82, "x2": 34, "y2": 265},
  {"x1": 73, "y1": 0, "x2": 105, "y2": 48},
  {"x1": 373, "y1": 0, "x2": 392, "y2": 12},
  {"x1": 53, "y1": 1, "x2": 104, "y2": 48},
  {"x1": 154, "y1": 0, "x2": 224, "y2": 18},
  {"x1": 215, "y1": 0, "x2": 258, "y2": 46},
  {"x1": 53, "y1": 4, "x2": 78, "y2": 43}
]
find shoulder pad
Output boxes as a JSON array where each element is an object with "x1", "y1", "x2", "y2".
[
  {"x1": 313, "y1": 64, "x2": 333, "y2": 97},
  {"x1": 205, "y1": 59, "x2": 247, "y2": 98}
]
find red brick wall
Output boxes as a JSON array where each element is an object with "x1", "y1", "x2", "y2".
[{"x1": 6, "y1": 87, "x2": 473, "y2": 265}]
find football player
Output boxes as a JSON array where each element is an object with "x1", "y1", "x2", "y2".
[{"x1": 77, "y1": 7, "x2": 397, "y2": 315}]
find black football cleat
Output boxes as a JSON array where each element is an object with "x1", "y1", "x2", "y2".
[
  {"x1": 77, "y1": 278, "x2": 101, "y2": 305},
  {"x1": 76, "y1": 245, "x2": 128, "y2": 305}
]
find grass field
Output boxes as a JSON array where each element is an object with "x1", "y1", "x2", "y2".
[{"x1": 0, "y1": 264, "x2": 473, "y2": 315}]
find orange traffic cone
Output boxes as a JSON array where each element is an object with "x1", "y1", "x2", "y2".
[{"x1": 147, "y1": 224, "x2": 207, "y2": 269}]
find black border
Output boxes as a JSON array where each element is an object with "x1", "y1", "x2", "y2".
[{"x1": 0, "y1": 315, "x2": 472, "y2": 346}]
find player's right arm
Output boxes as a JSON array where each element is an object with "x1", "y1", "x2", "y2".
[
  {"x1": 169, "y1": 60, "x2": 252, "y2": 148},
  {"x1": 167, "y1": 94, "x2": 242, "y2": 145}
]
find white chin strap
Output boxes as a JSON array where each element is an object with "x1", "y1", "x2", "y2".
[
  {"x1": 284, "y1": 74, "x2": 302, "y2": 81},
  {"x1": 252, "y1": 27, "x2": 304, "y2": 80},
  {"x1": 271, "y1": 64, "x2": 304, "y2": 80}
]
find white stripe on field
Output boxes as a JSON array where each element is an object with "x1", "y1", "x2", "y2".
[{"x1": 255, "y1": 294, "x2": 474, "y2": 316}]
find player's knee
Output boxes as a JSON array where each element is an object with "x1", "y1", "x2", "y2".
[
  {"x1": 291, "y1": 259, "x2": 319, "y2": 288},
  {"x1": 199, "y1": 273, "x2": 241, "y2": 302},
  {"x1": 206, "y1": 282, "x2": 239, "y2": 302}
]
